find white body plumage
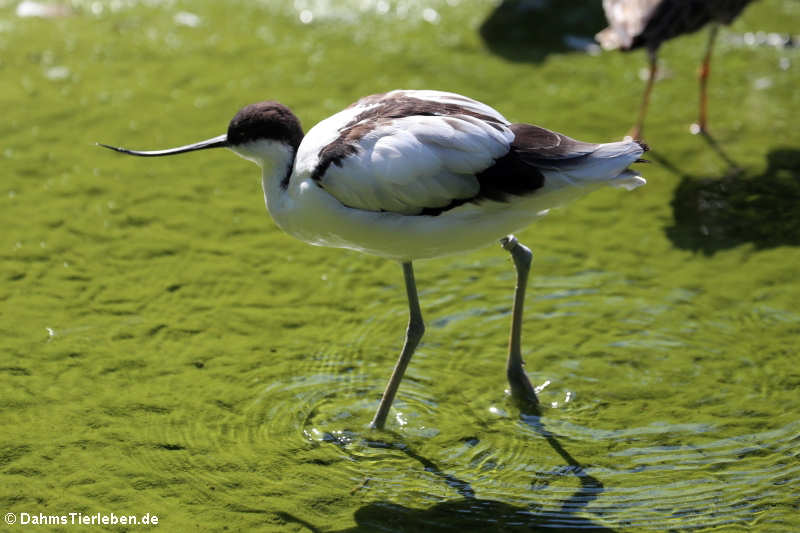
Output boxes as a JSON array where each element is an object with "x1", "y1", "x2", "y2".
[{"x1": 249, "y1": 90, "x2": 646, "y2": 260}]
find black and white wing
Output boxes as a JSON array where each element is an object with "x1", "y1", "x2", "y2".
[
  {"x1": 294, "y1": 90, "x2": 644, "y2": 216},
  {"x1": 295, "y1": 90, "x2": 518, "y2": 215}
]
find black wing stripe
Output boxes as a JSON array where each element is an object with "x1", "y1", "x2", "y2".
[{"x1": 423, "y1": 124, "x2": 570, "y2": 216}]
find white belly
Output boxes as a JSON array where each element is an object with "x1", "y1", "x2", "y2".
[{"x1": 266, "y1": 176, "x2": 595, "y2": 261}]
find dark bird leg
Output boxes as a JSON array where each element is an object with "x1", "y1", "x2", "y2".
[
  {"x1": 629, "y1": 48, "x2": 658, "y2": 141},
  {"x1": 500, "y1": 235, "x2": 539, "y2": 405},
  {"x1": 692, "y1": 24, "x2": 720, "y2": 136},
  {"x1": 371, "y1": 262, "x2": 425, "y2": 429}
]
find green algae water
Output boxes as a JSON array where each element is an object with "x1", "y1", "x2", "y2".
[{"x1": 1, "y1": 0, "x2": 799, "y2": 530}]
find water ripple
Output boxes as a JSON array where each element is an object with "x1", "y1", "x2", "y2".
[{"x1": 130, "y1": 266, "x2": 797, "y2": 530}]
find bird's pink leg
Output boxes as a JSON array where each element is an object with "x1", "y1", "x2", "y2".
[
  {"x1": 692, "y1": 24, "x2": 720, "y2": 136},
  {"x1": 371, "y1": 262, "x2": 425, "y2": 429},
  {"x1": 500, "y1": 235, "x2": 538, "y2": 405},
  {"x1": 629, "y1": 49, "x2": 658, "y2": 141}
]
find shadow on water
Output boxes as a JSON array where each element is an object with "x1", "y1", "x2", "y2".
[
  {"x1": 663, "y1": 146, "x2": 800, "y2": 254},
  {"x1": 698, "y1": 131, "x2": 743, "y2": 172},
  {"x1": 479, "y1": 0, "x2": 607, "y2": 63},
  {"x1": 333, "y1": 402, "x2": 612, "y2": 532}
]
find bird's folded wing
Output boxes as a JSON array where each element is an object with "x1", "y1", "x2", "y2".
[{"x1": 317, "y1": 113, "x2": 515, "y2": 215}]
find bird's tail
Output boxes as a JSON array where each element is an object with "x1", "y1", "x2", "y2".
[{"x1": 546, "y1": 138, "x2": 647, "y2": 191}]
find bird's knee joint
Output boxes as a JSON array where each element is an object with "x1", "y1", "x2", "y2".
[
  {"x1": 500, "y1": 235, "x2": 518, "y2": 251},
  {"x1": 509, "y1": 243, "x2": 533, "y2": 272},
  {"x1": 501, "y1": 235, "x2": 533, "y2": 269},
  {"x1": 407, "y1": 319, "x2": 425, "y2": 341},
  {"x1": 513, "y1": 245, "x2": 533, "y2": 270}
]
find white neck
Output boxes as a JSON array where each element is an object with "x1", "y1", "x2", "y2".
[{"x1": 229, "y1": 139, "x2": 296, "y2": 209}]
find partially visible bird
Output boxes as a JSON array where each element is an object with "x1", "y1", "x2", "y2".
[
  {"x1": 597, "y1": 0, "x2": 756, "y2": 140},
  {"x1": 99, "y1": 89, "x2": 648, "y2": 429}
]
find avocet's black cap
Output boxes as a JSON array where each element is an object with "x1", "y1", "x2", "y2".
[{"x1": 226, "y1": 101, "x2": 303, "y2": 150}]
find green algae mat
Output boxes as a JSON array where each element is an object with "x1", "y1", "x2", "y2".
[{"x1": 2, "y1": 0, "x2": 799, "y2": 531}]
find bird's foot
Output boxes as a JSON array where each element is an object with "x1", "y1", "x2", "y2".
[
  {"x1": 690, "y1": 122, "x2": 709, "y2": 136},
  {"x1": 507, "y1": 366, "x2": 539, "y2": 407}
]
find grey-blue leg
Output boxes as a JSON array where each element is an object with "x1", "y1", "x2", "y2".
[
  {"x1": 500, "y1": 235, "x2": 539, "y2": 405},
  {"x1": 371, "y1": 261, "x2": 425, "y2": 429}
]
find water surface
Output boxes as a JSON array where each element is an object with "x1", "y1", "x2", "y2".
[{"x1": 1, "y1": 0, "x2": 799, "y2": 530}]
